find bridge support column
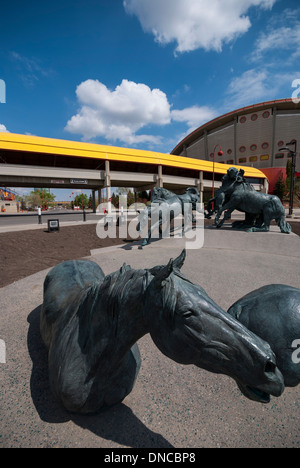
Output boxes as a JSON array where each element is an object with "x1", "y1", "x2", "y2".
[
  {"x1": 105, "y1": 160, "x2": 112, "y2": 214},
  {"x1": 97, "y1": 189, "x2": 101, "y2": 207},
  {"x1": 156, "y1": 165, "x2": 163, "y2": 188},
  {"x1": 197, "y1": 171, "x2": 204, "y2": 207},
  {"x1": 92, "y1": 190, "x2": 96, "y2": 213}
]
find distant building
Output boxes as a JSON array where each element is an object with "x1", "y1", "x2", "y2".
[
  {"x1": 0, "y1": 187, "x2": 19, "y2": 213},
  {"x1": 171, "y1": 99, "x2": 300, "y2": 193},
  {"x1": 0, "y1": 200, "x2": 19, "y2": 213}
]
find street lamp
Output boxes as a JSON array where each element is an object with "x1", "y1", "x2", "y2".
[
  {"x1": 212, "y1": 144, "x2": 223, "y2": 209},
  {"x1": 279, "y1": 140, "x2": 297, "y2": 217}
]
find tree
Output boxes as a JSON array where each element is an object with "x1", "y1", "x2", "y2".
[
  {"x1": 25, "y1": 189, "x2": 55, "y2": 210},
  {"x1": 273, "y1": 176, "x2": 285, "y2": 202},
  {"x1": 286, "y1": 159, "x2": 292, "y2": 191},
  {"x1": 74, "y1": 193, "x2": 89, "y2": 208},
  {"x1": 111, "y1": 192, "x2": 119, "y2": 208},
  {"x1": 116, "y1": 187, "x2": 135, "y2": 207},
  {"x1": 286, "y1": 159, "x2": 300, "y2": 205},
  {"x1": 88, "y1": 194, "x2": 93, "y2": 209}
]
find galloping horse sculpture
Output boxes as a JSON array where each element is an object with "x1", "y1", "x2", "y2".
[
  {"x1": 40, "y1": 250, "x2": 286, "y2": 414},
  {"x1": 138, "y1": 187, "x2": 201, "y2": 246},
  {"x1": 206, "y1": 167, "x2": 291, "y2": 233}
]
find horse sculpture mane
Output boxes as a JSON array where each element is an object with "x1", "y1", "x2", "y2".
[{"x1": 39, "y1": 251, "x2": 299, "y2": 414}]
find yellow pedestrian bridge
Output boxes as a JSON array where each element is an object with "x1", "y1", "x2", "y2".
[{"x1": 0, "y1": 132, "x2": 268, "y2": 204}]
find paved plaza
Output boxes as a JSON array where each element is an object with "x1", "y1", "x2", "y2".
[{"x1": 0, "y1": 220, "x2": 299, "y2": 448}]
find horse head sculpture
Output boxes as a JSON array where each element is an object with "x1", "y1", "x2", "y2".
[
  {"x1": 41, "y1": 250, "x2": 285, "y2": 414},
  {"x1": 145, "y1": 250, "x2": 284, "y2": 404},
  {"x1": 228, "y1": 284, "x2": 300, "y2": 388}
]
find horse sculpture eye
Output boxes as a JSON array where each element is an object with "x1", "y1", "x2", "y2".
[{"x1": 182, "y1": 310, "x2": 194, "y2": 318}]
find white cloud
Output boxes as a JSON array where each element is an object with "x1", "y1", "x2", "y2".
[
  {"x1": 65, "y1": 79, "x2": 171, "y2": 145},
  {"x1": 171, "y1": 106, "x2": 218, "y2": 133},
  {"x1": 251, "y1": 9, "x2": 300, "y2": 63},
  {"x1": 124, "y1": 0, "x2": 277, "y2": 53},
  {"x1": 225, "y1": 69, "x2": 296, "y2": 109},
  {"x1": 11, "y1": 51, "x2": 54, "y2": 87},
  {"x1": 66, "y1": 79, "x2": 219, "y2": 148},
  {"x1": 0, "y1": 124, "x2": 9, "y2": 133}
]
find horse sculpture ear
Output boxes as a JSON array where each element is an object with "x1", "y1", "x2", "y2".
[
  {"x1": 153, "y1": 250, "x2": 186, "y2": 288},
  {"x1": 155, "y1": 259, "x2": 174, "y2": 286},
  {"x1": 173, "y1": 249, "x2": 186, "y2": 270}
]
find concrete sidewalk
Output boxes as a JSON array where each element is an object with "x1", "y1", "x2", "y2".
[
  {"x1": 0, "y1": 226, "x2": 299, "y2": 448},
  {"x1": 0, "y1": 208, "x2": 299, "y2": 234}
]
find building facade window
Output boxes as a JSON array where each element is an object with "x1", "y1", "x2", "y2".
[
  {"x1": 227, "y1": 160, "x2": 234, "y2": 164},
  {"x1": 251, "y1": 114, "x2": 258, "y2": 121},
  {"x1": 260, "y1": 155, "x2": 270, "y2": 161},
  {"x1": 249, "y1": 156, "x2": 258, "y2": 162},
  {"x1": 239, "y1": 146, "x2": 246, "y2": 153},
  {"x1": 275, "y1": 153, "x2": 284, "y2": 159},
  {"x1": 239, "y1": 116, "x2": 247, "y2": 124},
  {"x1": 239, "y1": 157, "x2": 247, "y2": 163},
  {"x1": 262, "y1": 111, "x2": 270, "y2": 119},
  {"x1": 250, "y1": 144, "x2": 257, "y2": 151},
  {"x1": 262, "y1": 142, "x2": 269, "y2": 150}
]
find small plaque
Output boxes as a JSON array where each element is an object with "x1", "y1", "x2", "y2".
[{"x1": 48, "y1": 219, "x2": 60, "y2": 232}]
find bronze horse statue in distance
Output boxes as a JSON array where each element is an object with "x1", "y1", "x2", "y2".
[
  {"x1": 206, "y1": 167, "x2": 291, "y2": 233},
  {"x1": 40, "y1": 250, "x2": 285, "y2": 414},
  {"x1": 137, "y1": 187, "x2": 202, "y2": 246}
]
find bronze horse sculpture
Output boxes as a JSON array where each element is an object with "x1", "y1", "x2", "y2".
[
  {"x1": 206, "y1": 167, "x2": 291, "y2": 234},
  {"x1": 228, "y1": 284, "x2": 300, "y2": 388},
  {"x1": 215, "y1": 183, "x2": 291, "y2": 233},
  {"x1": 40, "y1": 250, "x2": 286, "y2": 414},
  {"x1": 205, "y1": 168, "x2": 260, "y2": 228},
  {"x1": 138, "y1": 187, "x2": 201, "y2": 246},
  {"x1": 205, "y1": 168, "x2": 253, "y2": 219}
]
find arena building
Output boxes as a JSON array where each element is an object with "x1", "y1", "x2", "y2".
[{"x1": 171, "y1": 99, "x2": 300, "y2": 193}]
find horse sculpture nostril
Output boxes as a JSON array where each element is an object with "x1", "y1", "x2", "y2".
[{"x1": 265, "y1": 361, "x2": 276, "y2": 374}]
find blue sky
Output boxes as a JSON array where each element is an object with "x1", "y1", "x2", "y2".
[{"x1": 1, "y1": 0, "x2": 300, "y2": 200}]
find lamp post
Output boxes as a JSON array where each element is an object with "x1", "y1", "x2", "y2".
[
  {"x1": 212, "y1": 144, "x2": 223, "y2": 209},
  {"x1": 279, "y1": 140, "x2": 297, "y2": 217}
]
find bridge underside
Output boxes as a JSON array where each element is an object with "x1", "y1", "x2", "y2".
[
  {"x1": 0, "y1": 134, "x2": 268, "y2": 204},
  {"x1": 0, "y1": 162, "x2": 229, "y2": 193}
]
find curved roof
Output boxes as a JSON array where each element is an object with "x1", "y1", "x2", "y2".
[
  {"x1": 0, "y1": 132, "x2": 266, "y2": 179},
  {"x1": 171, "y1": 98, "x2": 300, "y2": 156}
]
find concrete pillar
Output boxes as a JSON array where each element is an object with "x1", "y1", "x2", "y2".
[
  {"x1": 156, "y1": 165, "x2": 163, "y2": 187},
  {"x1": 197, "y1": 171, "x2": 204, "y2": 206},
  {"x1": 97, "y1": 189, "x2": 101, "y2": 207},
  {"x1": 105, "y1": 159, "x2": 112, "y2": 214},
  {"x1": 92, "y1": 190, "x2": 96, "y2": 213}
]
